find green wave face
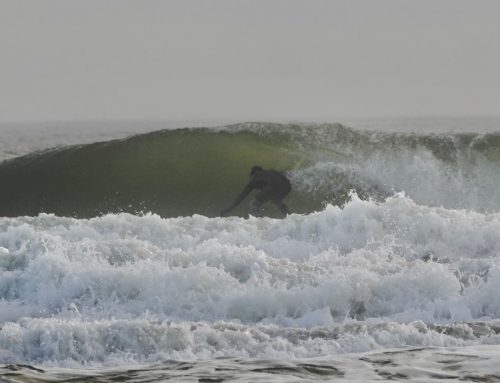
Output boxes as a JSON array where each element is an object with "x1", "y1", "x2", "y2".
[
  {"x1": 0, "y1": 123, "x2": 499, "y2": 217},
  {"x1": 0, "y1": 129, "x2": 316, "y2": 217}
]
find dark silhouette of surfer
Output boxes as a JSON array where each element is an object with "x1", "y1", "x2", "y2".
[{"x1": 220, "y1": 166, "x2": 291, "y2": 217}]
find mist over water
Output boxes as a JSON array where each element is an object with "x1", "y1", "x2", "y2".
[{"x1": 1, "y1": 118, "x2": 500, "y2": 382}]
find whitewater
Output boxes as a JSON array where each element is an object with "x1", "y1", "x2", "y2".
[{"x1": 1, "y1": 118, "x2": 500, "y2": 382}]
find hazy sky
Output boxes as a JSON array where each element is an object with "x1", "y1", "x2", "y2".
[{"x1": 1, "y1": 0, "x2": 499, "y2": 122}]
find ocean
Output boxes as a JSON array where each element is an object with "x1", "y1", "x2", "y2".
[{"x1": 0, "y1": 118, "x2": 499, "y2": 382}]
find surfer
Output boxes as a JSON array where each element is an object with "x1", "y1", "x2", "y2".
[{"x1": 220, "y1": 166, "x2": 291, "y2": 217}]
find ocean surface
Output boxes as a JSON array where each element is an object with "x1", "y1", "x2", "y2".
[{"x1": 0, "y1": 117, "x2": 500, "y2": 382}]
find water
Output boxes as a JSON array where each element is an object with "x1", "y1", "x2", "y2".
[
  {"x1": 0, "y1": 117, "x2": 499, "y2": 382},
  {"x1": 0, "y1": 120, "x2": 230, "y2": 162}
]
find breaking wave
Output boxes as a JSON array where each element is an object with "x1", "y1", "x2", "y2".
[
  {"x1": 1, "y1": 194, "x2": 500, "y2": 365},
  {"x1": 0, "y1": 123, "x2": 499, "y2": 217}
]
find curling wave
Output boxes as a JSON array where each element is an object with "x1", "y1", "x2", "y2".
[{"x1": 0, "y1": 122, "x2": 499, "y2": 217}]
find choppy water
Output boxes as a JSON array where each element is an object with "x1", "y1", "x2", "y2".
[
  {"x1": 2, "y1": 346, "x2": 500, "y2": 382},
  {"x1": 0, "y1": 118, "x2": 499, "y2": 381}
]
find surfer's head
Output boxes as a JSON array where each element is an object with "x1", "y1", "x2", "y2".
[{"x1": 250, "y1": 166, "x2": 263, "y2": 176}]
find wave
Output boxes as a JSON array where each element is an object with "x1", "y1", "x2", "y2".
[
  {"x1": 1, "y1": 195, "x2": 500, "y2": 365},
  {"x1": 0, "y1": 122, "x2": 499, "y2": 217}
]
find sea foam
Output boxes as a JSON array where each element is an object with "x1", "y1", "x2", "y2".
[{"x1": 1, "y1": 194, "x2": 500, "y2": 365}]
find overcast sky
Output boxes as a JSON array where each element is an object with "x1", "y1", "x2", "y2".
[{"x1": 1, "y1": 0, "x2": 499, "y2": 122}]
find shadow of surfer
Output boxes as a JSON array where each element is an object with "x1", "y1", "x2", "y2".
[{"x1": 220, "y1": 166, "x2": 291, "y2": 217}]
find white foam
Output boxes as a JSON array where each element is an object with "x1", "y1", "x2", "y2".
[
  {"x1": 1, "y1": 194, "x2": 500, "y2": 365},
  {"x1": 290, "y1": 145, "x2": 500, "y2": 212}
]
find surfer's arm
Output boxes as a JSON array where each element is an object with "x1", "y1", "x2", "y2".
[{"x1": 220, "y1": 183, "x2": 255, "y2": 216}]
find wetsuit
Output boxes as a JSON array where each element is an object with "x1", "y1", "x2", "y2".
[{"x1": 220, "y1": 168, "x2": 291, "y2": 217}]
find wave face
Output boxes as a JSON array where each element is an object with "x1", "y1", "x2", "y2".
[
  {"x1": 0, "y1": 123, "x2": 499, "y2": 217},
  {"x1": 1, "y1": 196, "x2": 500, "y2": 366}
]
